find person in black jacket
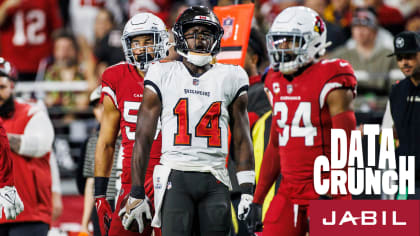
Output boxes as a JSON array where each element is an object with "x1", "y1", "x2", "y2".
[{"x1": 387, "y1": 31, "x2": 420, "y2": 199}]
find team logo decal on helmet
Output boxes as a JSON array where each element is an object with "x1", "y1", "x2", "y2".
[
  {"x1": 314, "y1": 16, "x2": 325, "y2": 35},
  {"x1": 266, "y1": 6, "x2": 330, "y2": 74}
]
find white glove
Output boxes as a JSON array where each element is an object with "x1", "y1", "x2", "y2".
[
  {"x1": 0, "y1": 186, "x2": 24, "y2": 220},
  {"x1": 118, "y1": 196, "x2": 152, "y2": 233},
  {"x1": 238, "y1": 193, "x2": 253, "y2": 220}
]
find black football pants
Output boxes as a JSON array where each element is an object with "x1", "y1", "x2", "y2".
[{"x1": 161, "y1": 169, "x2": 231, "y2": 236}]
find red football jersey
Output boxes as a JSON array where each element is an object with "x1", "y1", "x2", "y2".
[
  {"x1": 0, "y1": 0, "x2": 62, "y2": 74},
  {"x1": 0, "y1": 118, "x2": 13, "y2": 188},
  {"x1": 264, "y1": 59, "x2": 357, "y2": 183},
  {"x1": 101, "y1": 62, "x2": 162, "y2": 184}
]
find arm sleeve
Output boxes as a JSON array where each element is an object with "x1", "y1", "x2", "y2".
[
  {"x1": 319, "y1": 60, "x2": 357, "y2": 109},
  {"x1": 0, "y1": 122, "x2": 13, "y2": 187},
  {"x1": 50, "y1": 151, "x2": 61, "y2": 193},
  {"x1": 253, "y1": 117, "x2": 280, "y2": 204},
  {"x1": 144, "y1": 63, "x2": 163, "y2": 102},
  {"x1": 18, "y1": 109, "x2": 55, "y2": 157},
  {"x1": 101, "y1": 67, "x2": 119, "y2": 108},
  {"x1": 230, "y1": 65, "x2": 249, "y2": 105}
]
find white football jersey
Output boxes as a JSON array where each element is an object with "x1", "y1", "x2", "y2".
[{"x1": 145, "y1": 61, "x2": 248, "y2": 187}]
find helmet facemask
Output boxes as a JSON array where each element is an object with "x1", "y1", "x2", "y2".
[
  {"x1": 122, "y1": 31, "x2": 169, "y2": 71},
  {"x1": 174, "y1": 23, "x2": 221, "y2": 67},
  {"x1": 267, "y1": 32, "x2": 313, "y2": 74}
]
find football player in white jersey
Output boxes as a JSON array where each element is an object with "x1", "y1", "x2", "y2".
[{"x1": 120, "y1": 6, "x2": 255, "y2": 236}]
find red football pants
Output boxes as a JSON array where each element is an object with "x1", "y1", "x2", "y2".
[
  {"x1": 262, "y1": 192, "x2": 309, "y2": 236},
  {"x1": 108, "y1": 183, "x2": 161, "y2": 236}
]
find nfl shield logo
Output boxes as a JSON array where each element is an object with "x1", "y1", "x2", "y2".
[
  {"x1": 287, "y1": 84, "x2": 293, "y2": 94},
  {"x1": 222, "y1": 17, "x2": 234, "y2": 40},
  {"x1": 193, "y1": 78, "x2": 199, "y2": 86}
]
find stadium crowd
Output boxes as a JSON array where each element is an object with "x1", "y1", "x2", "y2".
[{"x1": 0, "y1": 0, "x2": 419, "y2": 235}]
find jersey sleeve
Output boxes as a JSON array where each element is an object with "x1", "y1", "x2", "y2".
[
  {"x1": 319, "y1": 59, "x2": 357, "y2": 109},
  {"x1": 144, "y1": 62, "x2": 163, "y2": 102},
  {"x1": 101, "y1": 66, "x2": 119, "y2": 108},
  {"x1": 228, "y1": 65, "x2": 249, "y2": 105}
]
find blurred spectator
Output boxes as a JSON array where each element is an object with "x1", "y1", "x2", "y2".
[
  {"x1": 0, "y1": 58, "x2": 54, "y2": 236},
  {"x1": 93, "y1": 8, "x2": 124, "y2": 67},
  {"x1": 259, "y1": 0, "x2": 300, "y2": 29},
  {"x1": 406, "y1": 10, "x2": 420, "y2": 33},
  {"x1": 324, "y1": 0, "x2": 354, "y2": 39},
  {"x1": 304, "y1": 0, "x2": 347, "y2": 51},
  {"x1": 330, "y1": 8, "x2": 398, "y2": 98},
  {"x1": 69, "y1": 0, "x2": 104, "y2": 45},
  {"x1": 246, "y1": 28, "x2": 270, "y2": 127},
  {"x1": 44, "y1": 30, "x2": 90, "y2": 111},
  {"x1": 128, "y1": 0, "x2": 173, "y2": 24},
  {"x1": 0, "y1": 0, "x2": 62, "y2": 81},
  {"x1": 165, "y1": 2, "x2": 188, "y2": 61},
  {"x1": 387, "y1": 31, "x2": 420, "y2": 199},
  {"x1": 364, "y1": 0, "x2": 404, "y2": 35},
  {"x1": 68, "y1": 0, "x2": 124, "y2": 45}
]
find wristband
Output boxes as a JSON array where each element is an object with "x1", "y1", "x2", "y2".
[
  {"x1": 94, "y1": 177, "x2": 109, "y2": 198},
  {"x1": 239, "y1": 183, "x2": 254, "y2": 195},
  {"x1": 130, "y1": 185, "x2": 146, "y2": 199},
  {"x1": 236, "y1": 170, "x2": 255, "y2": 185}
]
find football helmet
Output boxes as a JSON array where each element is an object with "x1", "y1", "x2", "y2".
[
  {"x1": 0, "y1": 57, "x2": 18, "y2": 81},
  {"x1": 121, "y1": 13, "x2": 170, "y2": 71},
  {"x1": 266, "y1": 6, "x2": 330, "y2": 74},
  {"x1": 172, "y1": 6, "x2": 224, "y2": 66}
]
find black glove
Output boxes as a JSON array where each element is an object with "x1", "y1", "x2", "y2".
[{"x1": 245, "y1": 203, "x2": 263, "y2": 234}]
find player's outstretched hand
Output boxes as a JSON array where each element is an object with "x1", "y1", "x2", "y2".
[
  {"x1": 0, "y1": 186, "x2": 24, "y2": 220},
  {"x1": 119, "y1": 196, "x2": 152, "y2": 233},
  {"x1": 245, "y1": 203, "x2": 263, "y2": 234},
  {"x1": 95, "y1": 197, "x2": 112, "y2": 236}
]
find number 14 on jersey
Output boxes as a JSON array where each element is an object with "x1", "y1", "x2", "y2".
[{"x1": 173, "y1": 98, "x2": 222, "y2": 147}]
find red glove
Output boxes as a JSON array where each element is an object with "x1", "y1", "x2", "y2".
[
  {"x1": 95, "y1": 197, "x2": 112, "y2": 236},
  {"x1": 144, "y1": 178, "x2": 154, "y2": 207}
]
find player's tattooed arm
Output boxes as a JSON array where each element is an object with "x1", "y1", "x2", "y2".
[
  {"x1": 131, "y1": 88, "x2": 162, "y2": 189},
  {"x1": 6, "y1": 133, "x2": 21, "y2": 154}
]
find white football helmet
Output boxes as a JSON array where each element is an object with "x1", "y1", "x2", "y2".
[
  {"x1": 266, "y1": 6, "x2": 330, "y2": 74},
  {"x1": 121, "y1": 13, "x2": 170, "y2": 71}
]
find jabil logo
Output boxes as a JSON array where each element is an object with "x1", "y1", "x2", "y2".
[{"x1": 322, "y1": 210, "x2": 407, "y2": 226}]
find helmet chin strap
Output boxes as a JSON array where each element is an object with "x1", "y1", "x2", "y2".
[
  {"x1": 134, "y1": 53, "x2": 154, "y2": 71},
  {"x1": 178, "y1": 50, "x2": 213, "y2": 67}
]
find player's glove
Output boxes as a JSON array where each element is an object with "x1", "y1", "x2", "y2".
[
  {"x1": 245, "y1": 203, "x2": 263, "y2": 233},
  {"x1": 0, "y1": 186, "x2": 24, "y2": 220},
  {"x1": 119, "y1": 196, "x2": 152, "y2": 233},
  {"x1": 238, "y1": 193, "x2": 253, "y2": 220},
  {"x1": 95, "y1": 197, "x2": 112, "y2": 236}
]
